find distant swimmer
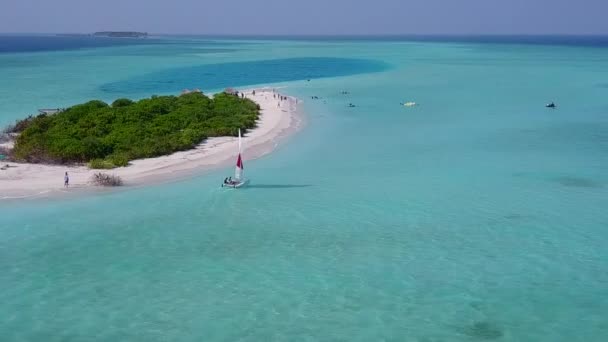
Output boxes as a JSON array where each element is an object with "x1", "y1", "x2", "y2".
[
  {"x1": 546, "y1": 102, "x2": 556, "y2": 109},
  {"x1": 348, "y1": 103, "x2": 356, "y2": 108}
]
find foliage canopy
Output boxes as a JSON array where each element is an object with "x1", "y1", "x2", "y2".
[{"x1": 11, "y1": 92, "x2": 259, "y2": 168}]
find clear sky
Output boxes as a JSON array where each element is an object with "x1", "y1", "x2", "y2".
[{"x1": 1, "y1": 0, "x2": 607, "y2": 35}]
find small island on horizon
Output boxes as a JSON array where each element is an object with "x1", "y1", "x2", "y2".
[{"x1": 93, "y1": 31, "x2": 148, "y2": 38}]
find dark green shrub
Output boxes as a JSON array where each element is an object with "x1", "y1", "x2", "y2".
[
  {"x1": 112, "y1": 98, "x2": 134, "y2": 108},
  {"x1": 89, "y1": 159, "x2": 115, "y2": 169},
  {"x1": 109, "y1": 154, "x2": 129, "y2": 167}
]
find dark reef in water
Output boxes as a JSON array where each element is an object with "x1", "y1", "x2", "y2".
[
  {"x1": 463, "y1": 321, "x2": 504, "y2": 340},
  {"x1": 556, "y1": 176, "x2": 603, "y2": 188}
]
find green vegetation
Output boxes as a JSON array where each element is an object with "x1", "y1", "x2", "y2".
[
  {"x1": 88, "y1": 159, "x2": 118, "y2": 169},
  {"x1": 11, "y1": 92, "x2": 259, "y2": 168}
]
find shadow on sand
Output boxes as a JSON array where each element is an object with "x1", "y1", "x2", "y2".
[{"x1": 246, "y1": 184, "x2": 312, "y2": 189}]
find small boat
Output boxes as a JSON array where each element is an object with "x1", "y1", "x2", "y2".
[
  {"x1": 546, "y1": 102, "x2": 556, "y2": 109},
  {"x1": 222, "y1": 128, "x2": 249, "y2": 189},
  {"x1": 402, "y1": 102, "x2": 417, "y2": 107}
]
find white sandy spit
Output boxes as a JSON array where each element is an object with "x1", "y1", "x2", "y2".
[{"x1": 0, "y1": 88, "x2": 303, "y2": 200}]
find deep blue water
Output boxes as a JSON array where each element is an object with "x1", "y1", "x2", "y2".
[
  {"x1": 0, "y1": 35, "x2": 159, "y2": 53},
  {"x1": 158, "y1": 34, "x2": 608, "y2": 48},
  {"x1": 3, "y1": 35, "x2": 608, "y2": 55},
  {"x1": 100, "y1": 57, "x2": 390, "y2": 95},
  {"x1": 386, "y1": 35, "x2": 608, "y2": 48}
]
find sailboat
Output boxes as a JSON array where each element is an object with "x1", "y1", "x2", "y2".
[{"x1": 222, "y1": 128, "x2": 250, "y2": 188}]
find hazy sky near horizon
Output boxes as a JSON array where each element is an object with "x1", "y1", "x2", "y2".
[{"x1": 1, "y1": 0, "x2": 607, "y2": 35}]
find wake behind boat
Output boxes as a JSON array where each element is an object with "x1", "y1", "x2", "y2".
[{"x1": 222, "y1": 128, "x2": 250, "y2": 189}]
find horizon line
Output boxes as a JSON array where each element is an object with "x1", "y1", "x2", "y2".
[{"x1": 1, "y1": 32, "x2": 608, "y2": 37}]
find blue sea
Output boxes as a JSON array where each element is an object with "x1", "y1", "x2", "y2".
[{"x1": 1, "y1": 35, "x2": 607, "y2": 341}]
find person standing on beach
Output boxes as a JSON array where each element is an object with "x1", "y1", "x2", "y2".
[{"x1": 64, "y1": 171, "x2": 69, "y2": 188}]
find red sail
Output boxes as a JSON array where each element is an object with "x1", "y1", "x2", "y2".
[{"x1": 236, "y1": 153, "x2": 243, "y2": 169}]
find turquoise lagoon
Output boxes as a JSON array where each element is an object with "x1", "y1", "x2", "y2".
[{"x1": 1, "y1": 36, "x2": 607, "y2": 341}]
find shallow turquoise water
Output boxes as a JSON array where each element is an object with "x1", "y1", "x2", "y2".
[{"x1": 1, "y1": 38, "x2": 608, "y2": 341}]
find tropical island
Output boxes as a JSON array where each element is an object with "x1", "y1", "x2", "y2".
[
  {"x1": 6, "y1": 91, "x2": 259, "y2": 169},
  {"x1": 93, "y1": 31, "x2": 148, "y2": 38},
  {"x1": 0, "y1": 88, "x2": 301, "y2": 198}
]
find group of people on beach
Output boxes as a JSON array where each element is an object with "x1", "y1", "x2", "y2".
[
  {"x1": 273, "y1": 93, "x2": 288, "y2": 101},
  {"x1": 273, "y1": 90, "x2": 291, "y2": 107}
]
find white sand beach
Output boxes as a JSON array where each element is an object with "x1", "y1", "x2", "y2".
[{"x1": 0, "y1": 88, "x2": 303, "y2": 199}]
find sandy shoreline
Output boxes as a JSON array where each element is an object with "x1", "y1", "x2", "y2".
[{"x1": 0, "y1": 88, "x2": 303, "y2": 200}]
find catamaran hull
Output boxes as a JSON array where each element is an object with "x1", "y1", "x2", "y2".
[
  {"x1": 222, "y1": 179, "x2": 250, "y2": 189},
  {"x1": 222, "y1": 128, "x2": 249, "y2": 189}
]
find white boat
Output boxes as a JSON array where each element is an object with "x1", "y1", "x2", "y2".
[
  {"x1": 222, "y1": 128, "x2": 249, "y2": 189},
  {"x1": 402, "y1": 101, "x2": 417, "y2": 107}
]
